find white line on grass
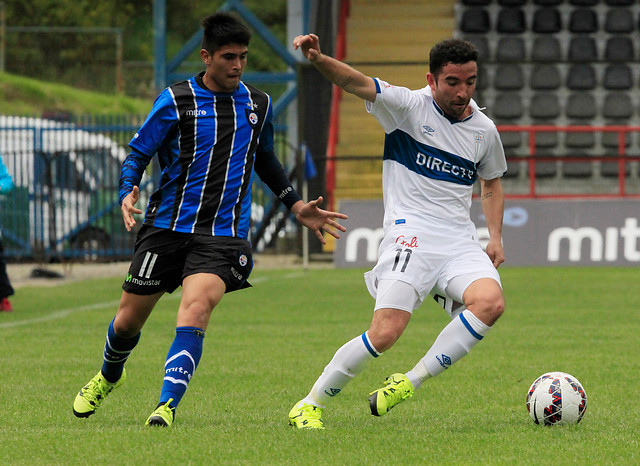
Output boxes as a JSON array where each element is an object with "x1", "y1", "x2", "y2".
[{"x1": 0, "y1": 271, "x2": 304, "y2": 329}]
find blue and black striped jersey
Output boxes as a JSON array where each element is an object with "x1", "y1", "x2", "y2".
[{"x1": 124, "y1": 72, "x2": 275, "y2": 239}]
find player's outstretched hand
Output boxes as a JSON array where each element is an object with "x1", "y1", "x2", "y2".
[
  {"x1": 121, "y1": 186, "x2": 143, "y2": 232},
  {"x1": 293, "y1": 34, "x2": 322, "y2": 63},
  {"x1": 292, "y1": 196, "x2": 347, "y2": 245}
]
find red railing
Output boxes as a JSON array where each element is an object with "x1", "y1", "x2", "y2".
[
  {"x1": 497, "y1": 125, "x2": 640, "y2": 198},
  {"x1": 326, "y1": 0, "x2": 350, "y2": 211}
]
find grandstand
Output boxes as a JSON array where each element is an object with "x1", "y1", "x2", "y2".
[{"x1": 330, "y1": 0, "x2": 640, "y2": 200}]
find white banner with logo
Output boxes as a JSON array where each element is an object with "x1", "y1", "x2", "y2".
[{"x1": 334, "y1": 199, "x2": 640, "y2": 267}]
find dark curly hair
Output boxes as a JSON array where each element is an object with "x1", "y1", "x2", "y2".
[{"x1": 429, "y1": 39, "x2": 478, "y2": 77}]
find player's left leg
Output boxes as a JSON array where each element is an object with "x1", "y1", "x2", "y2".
[
  {"x1": 146, "y1": 236, "x2": 252, "y2": 427},
  {"x1": 146, "y1": 273, "x2": 226, "y2": 427},
  {"x1": 405, "y1": 275, "x2": 504, "y2": 392}
]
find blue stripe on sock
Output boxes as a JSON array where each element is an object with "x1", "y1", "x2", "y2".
[
  {"x1": 459, "y1": 312, "x2": 483, "y2": 341},
  {"x1": 361, "y1": 332, "x2": 379, "y2": 358}
]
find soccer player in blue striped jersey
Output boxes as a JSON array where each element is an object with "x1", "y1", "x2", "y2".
[
  {"x1": 289, "y1": 35, "x2": 506, "y2": 429},
  {"x1": 72, "y1": 13, "x2": 347, "y2": 427}
]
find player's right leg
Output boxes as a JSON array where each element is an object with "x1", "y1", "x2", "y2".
[
  {"x1": 290, "y1": 282, "x2": 415, "y2": 429},
  {"x1": 289, "y1": 331, "x2": 383, "y2": 429},
  {"x1": 73, "y1": 291, "x2": 162, "y2": 418}
]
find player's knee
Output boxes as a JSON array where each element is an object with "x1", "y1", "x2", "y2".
[
  {"x1": 113, "y1": 317, "x2": 142, "y2": 338},
  {"x1": 466, "y1": 289, "x2": 505, "y2": 326},
  {"x1": 368, "y1": 326, "x2": 403, "y2": 353},
  {"x1": 479, "y1": 293, "x2": 505, "y2": 325}
]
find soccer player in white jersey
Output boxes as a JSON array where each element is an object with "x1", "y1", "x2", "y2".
[{"x1": 289, "y1": 35, "x2": 507, "y2": 429}]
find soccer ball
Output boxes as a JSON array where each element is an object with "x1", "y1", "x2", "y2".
[{"x1": 526, "y1": 372, "x2": 587, "y2": 425}]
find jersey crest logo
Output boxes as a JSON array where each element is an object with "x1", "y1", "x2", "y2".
[
  {"x1": 245, "y1": 108, "x2": 259, "y2": 128},
  {"x1": 474, "y1": 132, "x2": 484, "y2": 144},
  {"x1": 239, "y1": 254, "x2": 248, "y2": 267}
]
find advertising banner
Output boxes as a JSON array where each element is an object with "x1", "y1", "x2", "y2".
[{"x1": 334, "y1": 199, "x2": 640, "y2": 267}]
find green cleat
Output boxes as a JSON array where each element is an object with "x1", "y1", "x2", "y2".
[
  {"x1": 73, "y1": 369, "x2": 127, "y2": 418},
  {"x1": 146, "y1": 398, "x2": 176, "y2": 427},
  {"x1": 369, "y1": 373, "x2": 414, "y2": 417},
  {"x1": 289, "y1": 400, "x2": 325, "y2": 429}
]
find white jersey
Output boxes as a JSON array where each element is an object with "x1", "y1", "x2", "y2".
[{"x1": 365, "y1": 80, "x2": 506, "y2": 235}]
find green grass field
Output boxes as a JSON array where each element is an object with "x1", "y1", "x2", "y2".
[{"x1": 1, "y1": 266, "x2": 638, "y2": 464}]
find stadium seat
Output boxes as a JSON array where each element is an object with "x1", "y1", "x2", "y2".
[
  {"x1": 566, "y1": 64, "x2": 597, "y2": 90},
  {"x1": 604, "y1": 36, "x2": 635, "y2": 62},
  {"x1": 503, "y1": 159, "x2": 522, "y2": 178},
  {"x1": 498, "y1": 0, "x2": 526, "y2": 5},
  {"x1": 566, "y1": 92, "x2": 597, "y2": 119},
  {"x1": 530, "y1": 64, "x2": 561, "y2": 90},
  {"x1": 497, "y1": 8, "x2": 527, "y2": 33},
  {"x1": 602, "y1": 92, "x2": 634, "y2": 119},
  {"x1": 565, "y1": 131, "x2": 596, "y2": 149},
  {"x1": 498, "y1": 129, "x2": 523, "y2": 150},
  {"x1": 532, "y1": 125, "x2": 560, "y2": 150},
  {"x1": 603, "y1": 64, "x2": 633, "y2": 90},
  {"x1": 529, "y1": 94, "x2": 562, "y2": 152},
  {"x1": 534, "y1": 0, "x2": 563, "y2": 5},
  {"x1": 568, "y1": 36, "x2": 598, "y2": 62},
  {"x1": 464, "y1": 35, "x2": 490, "y2": 61},
  {"x1": 565, "y1": 93, "x2": 597, "y2": 151},
  {"x1": 530, "y1": 93, "x2": 561, "y2": 120},
  {"x1": 602, "y1": 128, "x2": 631, "y2": 150},
  {"x1": 562, "y1": 156, "x2": 594, "y2": 178},
  {"x1": 601, "y1": 155, "x2": 631, "y2": 177},
  {"x1": 496, "y1": 36, "x2": 526, "y2": 62},
  {"x1": 604, "y1": 0, "x2": 632, "y2": 5},
  {"x1": 604, "y1": 8, "x2": 634, "y2": 33},
  {"x1": 476, "y1": 65, "x2": 489, "y2": 90},
  {"x1": 533, "y1": 8, "x2": 562, "y2": 33},
  {"x1": 531, "y1": 36, "x2": 562, "y2": 62},
  {"x1": 533, "y1": 150, "x2": 559, "y2": 178},
  {"x1": 462, "y1": 0, "x2": 492, "y2": 5},
  {"x1": 461, "y1": 8, "x2": 491, "y2": 33},
  {"x1": 570, "y1": 0, "x2": 599, "y2": 5},
  {"x1": 494, "y1": 64, "x2": 525, "y2": 90},
  {"x1": 569, "y1": 8, "x2": 599, "y2": 33},
  {"x1": 493, "y1": 93, "x2": 524, "y2": 120}
]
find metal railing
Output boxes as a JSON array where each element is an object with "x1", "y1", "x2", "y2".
[{"x1": 0, "y1": 114, "x2": 294, "y2": 262}]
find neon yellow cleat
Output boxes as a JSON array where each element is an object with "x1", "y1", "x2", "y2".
[
  {"x1": 146, "y1": 398, "x2": 176, "y2": 427},
  {"x1": 289, "y1": 400, "x2": 325, "y2": 429},
  {"x1": 369, "y1": 373, "x2": 414, "y2": 416},
  {"x1": 73, "y1": 369, "x2": 127, "y2": 418}
]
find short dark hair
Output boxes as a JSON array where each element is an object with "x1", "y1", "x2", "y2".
[
  {"x1": 201, "y1": 12, "x2": 251, "y2": 53},
  {"x1": 429, "y1": 39, "x2": 478, "y2": 77}
]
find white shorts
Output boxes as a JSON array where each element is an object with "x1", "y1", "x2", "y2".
[{"x1": 364, "y1": 224, "x2": 501, "y2": 317}]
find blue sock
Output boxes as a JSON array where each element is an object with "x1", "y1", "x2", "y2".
[
  {"x1": 101, "y1": 319, "x2": 140, "y2": 383},
  {"x1": 159, "y1": 327, "x2": 204, "y2": 407}
]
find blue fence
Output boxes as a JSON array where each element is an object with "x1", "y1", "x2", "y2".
[{"x1": 0, "y1": 114, "x2": 292, "y2": 262}]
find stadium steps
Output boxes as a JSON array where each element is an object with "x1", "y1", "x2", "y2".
[{"x1": 335, "y1": 0, "x2": 455, "y2": 201}]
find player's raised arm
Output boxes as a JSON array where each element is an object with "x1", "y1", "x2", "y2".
[{"x1": 293, "y1": 33, "x2": 377, "y2": 102}]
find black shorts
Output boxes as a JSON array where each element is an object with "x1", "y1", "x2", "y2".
[{"x1": 122, "y1": 225, "x2": 253, "y2": 295}]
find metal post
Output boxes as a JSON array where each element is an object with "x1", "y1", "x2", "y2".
[
  {"x1": 115, "y1": 28, "x2": 123, "y2": 94},
  {"x1": 153, "y1": 0, "x2": 167, "y2": 93},
  {"x1": 0, "y1": 1, "x2": 5, "y2": 73}
]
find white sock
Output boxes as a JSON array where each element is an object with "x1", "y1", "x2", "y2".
[
  {"x1": 303, "y1": 332, "x2": 381, "y2": 407},
  {"x1": 406, "y1": 359, "x2": 431, "y2": 390},
  {"x1": 413, "y1": 309, "x2": 491, "y2": 382}
]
